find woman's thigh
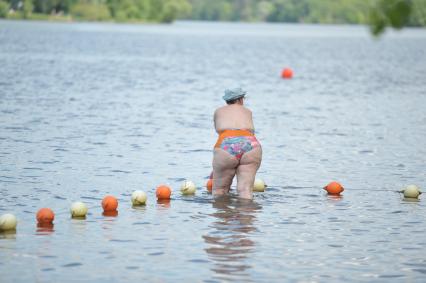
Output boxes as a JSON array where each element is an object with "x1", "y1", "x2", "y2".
[
  {"x1": 236, "y1": 147, "x2": 262, "y2": 195},
  {"x1": 212, "y1": 148, "x2": 239, "y2": 192}
]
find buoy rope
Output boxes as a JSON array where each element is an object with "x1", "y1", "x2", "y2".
[{"x1": 262, "y1": 185, "x2": 406, "y2": 193}]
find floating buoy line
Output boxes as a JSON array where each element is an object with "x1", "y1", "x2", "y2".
[{"x1": 0, "y1": 179, "x2": 421, "y2": 232}]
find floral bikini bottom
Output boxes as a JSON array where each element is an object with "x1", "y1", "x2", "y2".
[{"x1": 214, "y1": 129, "x2": 261, "y2": 160}]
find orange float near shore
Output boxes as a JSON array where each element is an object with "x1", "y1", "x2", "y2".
[
  {"x1": 102, "y1": 195, "x2": 118, "y2": 212},
  {"x1": 206, "y1": 179, "x2": 213, "y2": 193},
  {"x1": 323, "y1": 182, "x2": 344, "y2": 195},
  {"x1": 36, "y1": 208, "x2": 55, "y2": 224},
  {"x1": 156, "y1": 185, "x2": 171, "y2": 200}
]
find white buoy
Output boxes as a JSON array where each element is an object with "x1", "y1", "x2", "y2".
[
  {"x1": 180, "y1": 180, "x2": 196, "y2": 195},
  {"x1": 253, "y1": 178, "x2": 266, "y2": 192},
  {"x1": 70, "y1": 202, "x2": 88, "y2": 218},
  {"x1": 403, "y1": 185, "x2": 422, "y2": 199},
  {"x1": 131, "y1": 190, "x2": 147, "y2": 205},
  {"x1": 0, "y1": 213, "x2": 17, "y2": 231}
]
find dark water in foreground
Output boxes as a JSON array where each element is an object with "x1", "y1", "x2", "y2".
[{"x1": 0, "y1": 20, "x2": 425, "y2": 282}]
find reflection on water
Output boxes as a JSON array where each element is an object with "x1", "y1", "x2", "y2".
[
  {"x1": 0, "y1": 230, "x2": 17, "y2": 240},
  {"x1": 204, "y1": 196, "x2": 261, "y2": 281},
  {"x1": 326, "y1": 194, "x2": 343, "y2": 202},
  {"x1": 402, "y1": 198, "x2": 421, "y2": 203},
  {"x1": 36, "y1": 223, "x2": 55, "y2": 235},
  {"x1": 102, "y1": 210, "x2": 119, "y2": 217},
  {"x1": 70, "y1": 218, "x2": 87, "y2": 234},
  {"x1": 156, "y1": 199, "x2": 171, "y2": 208}
]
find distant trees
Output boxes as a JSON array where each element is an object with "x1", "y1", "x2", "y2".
[
  {"x1": 189, "y1": 0, "x2": 371, "y2": 23},
  {"x1": 0, "y1": 0, "x2": 191, "y2": 22},
  {"x1": 0, "y1": 1, "x2": 9, "y2": 18},
  {"x1": 22, "y1": 0, "x2": 33, "y2": 18},
  {"x1": 187, "y1": 0, "x2": 425, "y2": 35},
  {"x1": 0, "y1": 0, "x2": 424, "y2": 34},
  {"x1": 71, "y1": 1, "x2": 110, "y2": 21},
  {"x1": 369, "y1": 0, "x2": 426, "y2": 35},
  {"x1": 32, "y1": 0, "x2": 76, "y2": 14}
]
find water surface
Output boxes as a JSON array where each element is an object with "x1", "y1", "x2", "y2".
[{"x1": 1, "y1": 20, "x2": 426, "y2": 282}]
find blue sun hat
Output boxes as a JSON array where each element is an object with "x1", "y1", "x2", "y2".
[{"x1": 223, "y1": 87, "x2": 246, "y2": 102}]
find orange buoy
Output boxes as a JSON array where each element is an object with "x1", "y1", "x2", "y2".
[
  {"x1": 36, "y1": 208, "x2": 55, "y2": 224},
  {"x1": 156, "y1": 185, "x2": 171, "y2": 200},
  {"x1": 102, "y1": 195, "x2": 118, "y2": 212},
  {"x1": 323, "y1": 181, "x2": 344, "y2": 195},
  {"x1": 206, "y1": 179, "x2": 213, "y2": 193},
  {"x1": 281, "y1": 68, "x2": 293, "y2": 79}
]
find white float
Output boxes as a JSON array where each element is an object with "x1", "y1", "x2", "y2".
[
  {"x1": 70, "y1": 202, "x2": 88, "y2": 218},
  {"x1": 0, "y1": 213, "x2": 17, "y2": 231},
  {"x1": 181, "y1": 180, "x2": 196, "y2": 195},
  {"x1": 253, "y1": 178, "x2": 267, "y2": 192},
  {"x1": 131, "y1": 190, "x2": 147, "y2": 205},
  {"x1": 403, "y1": 185, "x2": 422, "y2": 199}
]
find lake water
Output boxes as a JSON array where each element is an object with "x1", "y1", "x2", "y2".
[{"x1": 0, "y1": 20, "x2": 425, "y2": 282}]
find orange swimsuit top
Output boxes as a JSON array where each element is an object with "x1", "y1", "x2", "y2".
[{"x1": 214, "y1": 129, "x2": 255, "y2": 148}]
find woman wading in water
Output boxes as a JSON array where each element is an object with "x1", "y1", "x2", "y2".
[{"x1": 212, "y1": 88, "x2": 262, "y2": 200}]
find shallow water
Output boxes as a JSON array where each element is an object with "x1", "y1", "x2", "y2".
[{"x1": 0, "y1": 20, "x2": 426, "y2": 282}]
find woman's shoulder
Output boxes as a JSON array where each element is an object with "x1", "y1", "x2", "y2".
[
  {"x1": 241, "y1": 106, "x2": 252, "y2": 114},
  {"x1": 214, "y1": 106, "x2": 226, "y2": 116}
]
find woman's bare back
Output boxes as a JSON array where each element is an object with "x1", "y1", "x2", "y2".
[{"x1": 214, "y1": 104, "x2": 254, "y2": 133}]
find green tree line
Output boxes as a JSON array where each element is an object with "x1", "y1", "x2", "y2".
[
  {"x1": 187, "y1": 0, "x2": 425, "y2": 33},
  {"x1": 0, "y1": 0, "x2": 425, "y2": 34},
  {"x1": 0, "y1": 0, "x2": 191, "y2": 23}
]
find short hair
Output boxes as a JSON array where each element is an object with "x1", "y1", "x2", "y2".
[{"x1": 226, "y1": 97, "x2": 243, "y2": 105}]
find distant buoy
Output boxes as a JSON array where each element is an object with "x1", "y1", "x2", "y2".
[
  {"x1": 402, "y1": 185, "x2": 422, "y2": 199},
  {"x1": 102, "y1": 196, "x2": 118, "y2": 212},
  {"x1": 323, "y1": 181, "x2": 344, "y2": 195},
  {"x1": 131, "y1": 190, "x2": 147, "y2": 205},
  {"x1": 253, "y1": 178, "x2": 267, "y2": 192},
  {"x1": 206, "y1": 179, "x2": 213, "y2": 193},
  {"x1": 36, "y1": 208, "x2": 55, "y2": 224},
  {"x1": 156, "y1": 185, "x2": 171, "y2": 200},
  {"x1": 181, "y1": 181, "x2": 196, "y2": 195},
  {"x1": 281, "y1": 68, "x2": 293, "y2": 79},
  {"x1": 70, "y1": 202, "x2": 88, "y2": 218},
  {"x1": 0, "y1": 213, "x2": 17, "y2": 231}
]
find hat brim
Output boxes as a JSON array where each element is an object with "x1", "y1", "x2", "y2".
[{"x1": 223, "y1": 94, "x2": 246, "y2": 102}]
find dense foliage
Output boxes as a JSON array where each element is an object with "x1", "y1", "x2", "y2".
[
  {"x1": 188, "y1": 0, "x2": 425, "y2": 35},
  {"x1": 0, "y1": 0, "x2": 191, "y2": 23},
  {"x1": 0, "y1": 0, "x2": 424, "y2": 33}
]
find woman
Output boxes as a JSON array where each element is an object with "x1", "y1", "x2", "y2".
[{"x1": 212, "y1": 87, "x2": 262, "y2": 199}]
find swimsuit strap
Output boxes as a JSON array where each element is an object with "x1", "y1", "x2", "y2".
[{"x1": 218, "y1": 128, "x2": 255, "y2": 134}]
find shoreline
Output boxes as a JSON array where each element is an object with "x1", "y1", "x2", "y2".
[
  {"x1": 1, "y1": 15, "x2": 425, "y2": 30},
  {"x1": 1, "y1": 13, "x2": 166, "y2": 25}
]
